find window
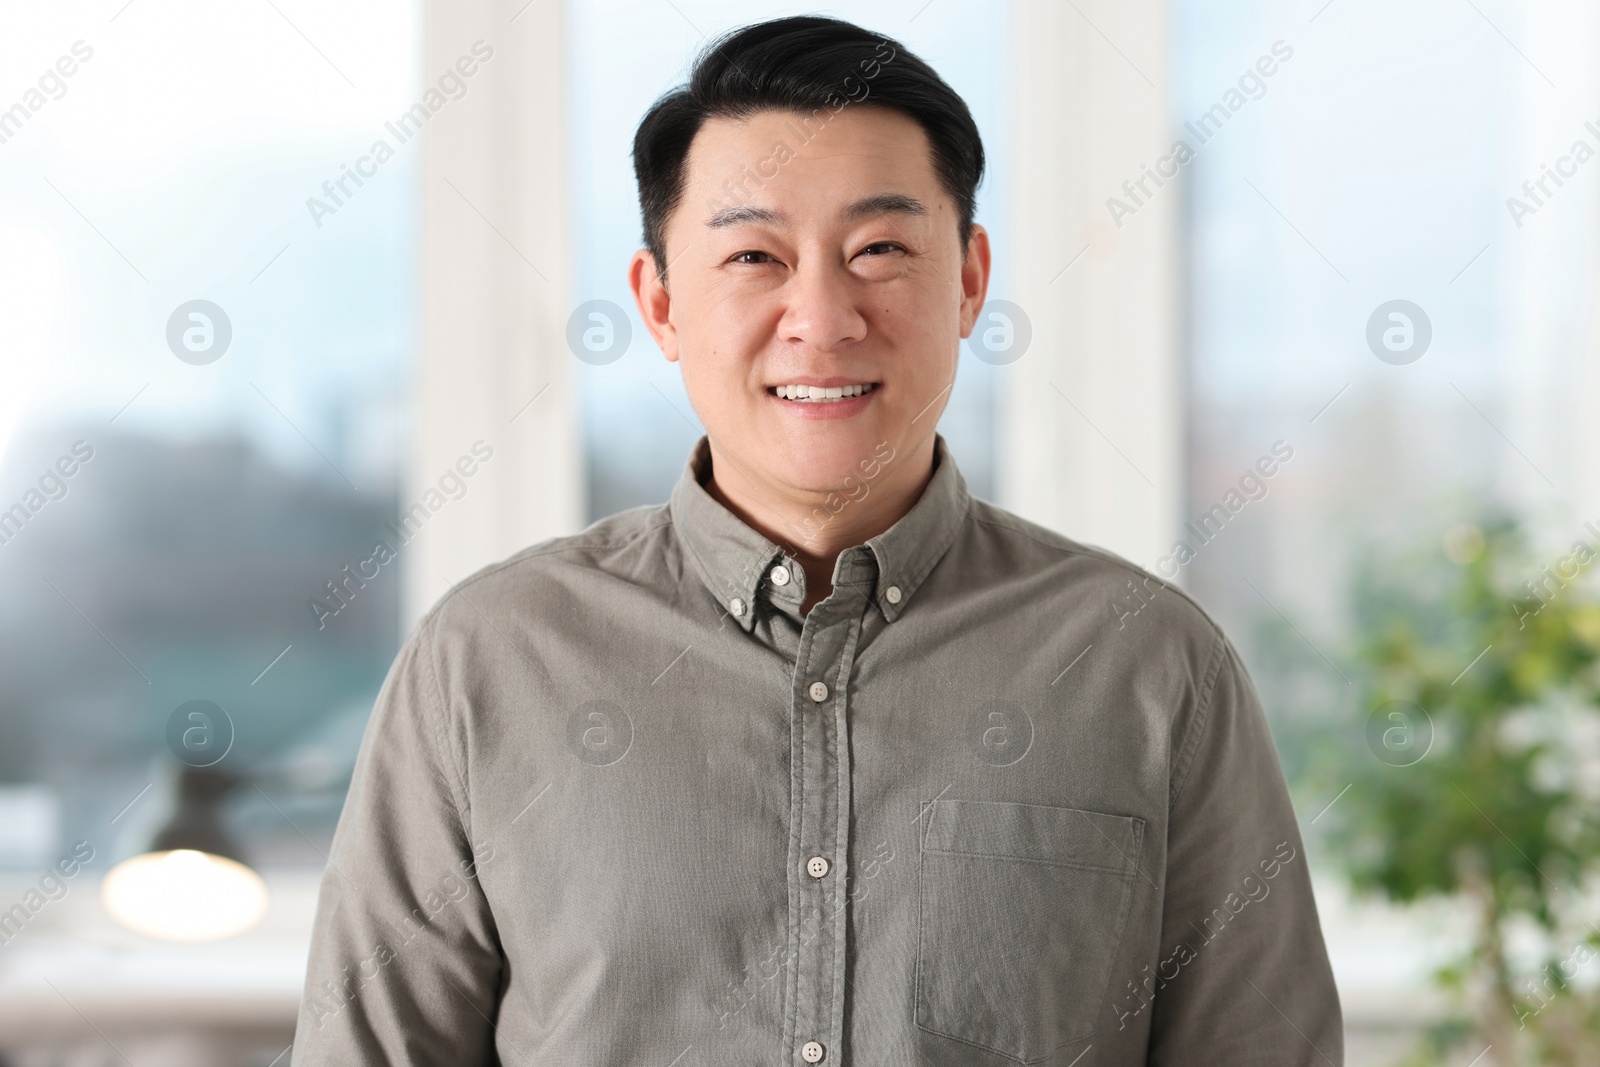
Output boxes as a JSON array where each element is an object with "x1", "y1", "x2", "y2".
[
  {"x1": 1175, "y1": 0, "x2": 1600, "y2": 1019},
  {"x1": 1177, "y1": 0, "x2": 1599, "y2": 761},
  {"x1": 0, "y1": 0, "x2": 421, "y2": 873}
]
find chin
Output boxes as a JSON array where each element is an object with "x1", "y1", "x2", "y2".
[{"x1": 768, "y1": 425, "x2": 894, "y2": 493}]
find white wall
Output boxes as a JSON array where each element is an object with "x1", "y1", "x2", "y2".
[
  {"x1": 408, "y1": 0, "x2": 584, "y2": 625},
  {"x1": 1003, "y1": 0, "x2": 1182, "y2": 570}
]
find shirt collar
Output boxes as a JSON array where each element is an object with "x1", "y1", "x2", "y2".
[{"x1": 668, "y1": 434, "x2": 970, "y2": 631}]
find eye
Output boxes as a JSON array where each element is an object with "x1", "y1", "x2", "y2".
[
  {"x1": 729, "y1": 250, "x2": 776, "y2": 265},
  {"x1": 858, "y1": 241, "x2": 906, "y2": 257}
]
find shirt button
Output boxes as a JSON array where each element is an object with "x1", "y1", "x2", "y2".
[
  {"x1": 770, "y1": 564, "x2": 791, "y2": 586},
  {"x1": 808, "y1": 681, "x2": 829, "y2": 703},
  {"x1": 801, "y1": 1041, "x2": 825, "y2": 1063},
  {"x1": 730, "y1": 597, "x2": 745, "y2": 617},
  {"x1": 806, "y1": 856, "x2": 830, "y2": 878},
  {"x1": 885, "y1": 585, "x2": 902, "y2": 604}
]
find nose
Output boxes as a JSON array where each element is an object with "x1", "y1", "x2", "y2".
[{"x1": 776, "y1": 258, "x2": 868, "y2": 352}]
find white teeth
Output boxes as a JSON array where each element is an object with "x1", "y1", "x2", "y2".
[{"x1": 772, "y1": 383, "x2": 876, "y2": 402}]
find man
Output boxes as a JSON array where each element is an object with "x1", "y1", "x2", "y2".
[{"x1": 293, "y1": 15, "x2": 1342, "y2": 1066}]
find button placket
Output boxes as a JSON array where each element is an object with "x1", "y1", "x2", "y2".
[{"x1": 782, "y1": 582, "x2": 866, "y2": 1067}]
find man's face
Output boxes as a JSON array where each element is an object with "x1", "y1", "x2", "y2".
[{"x1": 630, "y1": 105, "x2": 989, "y2": 499}]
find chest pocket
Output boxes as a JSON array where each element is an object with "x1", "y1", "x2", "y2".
[{"x1": 914, "y1": 799, "x2": 1145, "y2": 1062}]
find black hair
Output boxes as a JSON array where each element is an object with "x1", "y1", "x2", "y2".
[{"x1": 631, "y1": 15, "x2": 985, "y2": 281}]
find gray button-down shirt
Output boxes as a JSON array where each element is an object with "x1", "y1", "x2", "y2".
[{"x1": 292, "y1": 435, "x2": 1342, "y2": 1066}]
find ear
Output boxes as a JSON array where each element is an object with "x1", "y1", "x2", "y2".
[
  {"x1": 956, "y1": 223, "x2": 993, "y2": 339},
  {"x1": 629, "y1": 248, "x2": 679, "y2": 363}
]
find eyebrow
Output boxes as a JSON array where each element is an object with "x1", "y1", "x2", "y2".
[{"x1": 704, "y1": 193, "x2": 927, "y2": 230}]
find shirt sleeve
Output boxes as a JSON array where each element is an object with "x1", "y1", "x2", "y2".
[
  {"x1": 291, "y1": 613, "x2": 504, "y2": 1066},
  {"x1": 1146, "y1": 630, "x2": 1344, "y2": 1066}
]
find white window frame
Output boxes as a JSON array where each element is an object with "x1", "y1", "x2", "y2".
[
  {"x1": 1003, "y1": 0, "x2": 1182, "y2": 571},
  {"x1": 409, "y1": 0, "x2": 583, "y2": 626}
]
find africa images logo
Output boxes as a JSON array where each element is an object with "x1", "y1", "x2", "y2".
[
  {"x1": 1106, "y1": 40, "x2": 1293, "y2": 228},
  {"x1": 1111, "y1": 841, "x2": 1299, "y2": 1029}
]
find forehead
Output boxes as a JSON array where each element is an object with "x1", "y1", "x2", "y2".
[{"x1": 678, "y1": 106, "x2": 943, "y2": 219}]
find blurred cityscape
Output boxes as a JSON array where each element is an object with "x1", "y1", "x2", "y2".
[{"x1": 0, "y1": 422, "x2": 401, "y2": 874}]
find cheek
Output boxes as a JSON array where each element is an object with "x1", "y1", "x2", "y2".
[
  {"x1": 888, "y1": 272, "x2": 958, "y2": 332},
  {"x1": 688, "y1": 302, "x2": 773, "y2": 375},
  {"x1": 678, "y1": 347, "x2": 759, "y2": 429},
  {"x1": 894, "y1": 302, "x2": 959, "y2": 365},
  {"x1": 687, "y1": 294, "x2": 768, "y2": 355}
]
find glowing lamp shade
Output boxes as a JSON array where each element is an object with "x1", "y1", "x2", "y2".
[
  {"x1": 102, "y1": 767, "x2": 268, "y2": 941},
  {"x1": 102, "y1": 849, "x2": 268, "y2": 941}
]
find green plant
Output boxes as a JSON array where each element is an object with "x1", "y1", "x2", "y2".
[{"x1": 1319, "y1": 516, "x2": 1600, "y2": 1065}]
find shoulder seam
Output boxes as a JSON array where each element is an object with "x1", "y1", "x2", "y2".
[
  {"x1": 1168, "y1": 628, "x2": 1229, "y2": 812},
  {"x1": 416, "y1": 609, "x2": 475, "y2": 847},
  {"x1": 413, "y1": 509, "x2": 674, "y2": 842},
  {"x1": 967, "y1": 509, "x2": 1232, "y2": 808}
]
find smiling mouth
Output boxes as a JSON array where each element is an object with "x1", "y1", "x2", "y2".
[{"x1": 768, "y1": 383, "x2": 879, "y2": 403}]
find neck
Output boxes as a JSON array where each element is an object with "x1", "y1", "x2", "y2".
[{"x1": 704, "y1": 435, "x2": 937, "y2": 613}]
